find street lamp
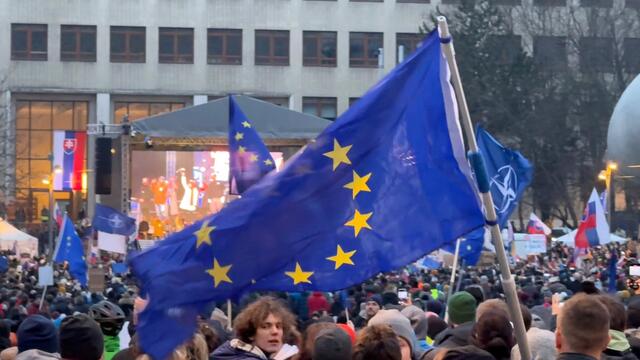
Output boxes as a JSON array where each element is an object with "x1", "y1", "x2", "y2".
[{"x1": 45, "y1": 160, "x2": 63, "y2": 260}]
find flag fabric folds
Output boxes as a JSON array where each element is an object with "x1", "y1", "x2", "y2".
[
  {"x1": 92, "y1": 204, "x2": 136, "y2": 236},
  {"x1": 575, "y1": 188, "x2": 610, "y2": 249},
  {"x1": 53, "y1": 131, "x2": 86, "y2": 191},
  {"x1": 476, "y1": 126, "x2": 533, "y2": 228},
  {"x1": 228, "y1": 96, "x2": 276, "y2": 194},
  {"x1": 526, "y1": 213, "x2": 551, "y2": 236},
  {"x1": 53, "y1": 215, "x2": 88, "y2": 286},
  {"x1": 129, "y1": 30, "x2": 484, "y2": 359}
]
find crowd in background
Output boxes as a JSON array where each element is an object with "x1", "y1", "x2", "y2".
[{"x1": 0, "y1": 238, "x2": 639, "y2": 360}]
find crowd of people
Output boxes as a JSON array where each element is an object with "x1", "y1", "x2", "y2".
[{"x1": 0, "y1": 239, "x2": 639, "y2": 360}]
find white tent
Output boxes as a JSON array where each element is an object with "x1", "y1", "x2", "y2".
[
  {"x1": 0, "y1": 218, "x2": 38, "y2": 256},
  {"x1": 555, "y1": 229, "x2": 628, "y2": 247}
]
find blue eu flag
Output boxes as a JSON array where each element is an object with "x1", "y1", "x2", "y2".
[
  {"x1": 53, "y1": 215, "x2": 88, "y2": 286},
  {"x1": 92, "y1": 204, "x2": 136, "y2": 236},
  {"x1": 229, "y1": 96, "x2": 276, "y2": 194},
  {"x1": 129, "y1": 30, "x2": 484, "y2": 359},
  {"x1": 476, "y1": 126, "x2": 533, "y2": 228},
  {"x1": 442, "y1": 226, "x2": 486, "y2": 265}
]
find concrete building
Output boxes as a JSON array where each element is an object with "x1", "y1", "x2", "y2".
[{"x1": 1, "y1": 0, "x2": 639, "y2": 225}]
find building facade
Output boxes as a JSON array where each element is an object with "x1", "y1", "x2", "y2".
[{"x1": 1, "y1": 0, "x2": 639, "y2": 225}]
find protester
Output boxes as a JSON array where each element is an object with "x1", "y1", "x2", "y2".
[
  {"x1": 352, "y1": 296, "x2": 382, "y2": 329},
  {"x1": 597, "y1": 295, "x2": 639, "y2": 360},
  {"x1": 368, "y1": 309, "x2": 418, "y2": 360},
  {"x1": 15, "y1": 315, "x2": 59, "y2": 360},
  {"x1": 511, "y1": 304, "x2": 557, "y2": 360},
  {"x1": 470, "y1": 311, "x2": 514, "y2": 360},
  {"x1": 433, "y1": 291, "x2": 477, "y2": 348},
  {"x1": 88, "y1": 301, "x2": 125, "y2": 360},
  {"x1": 352, "y1": 324, "x2": 402, "y2": 360},
  {"x1": 555, "y1": 293, "x2": 611, "y2": 360},
  {"x1": 58, "y1": 314, "x2": 103, "y2": 360}
]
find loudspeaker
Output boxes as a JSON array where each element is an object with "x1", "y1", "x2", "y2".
[{"x1": 95, "y1": 137, "x2": 112, "y2": 195}]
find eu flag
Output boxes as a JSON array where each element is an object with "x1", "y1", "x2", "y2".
[
  {"x1": 92, "y1": 204, "x2": 136, "y2": 236},
  {"x1": 476, "y1": 126, "x2": 533, "y2": 228},
  {"x1": 129, "y1": 30, "x2": 484, "y2": 359},
  {"x1": 229, "y1": 96, "x2": 276, "y2": 194},
  {"x1": 53, "y1": 215, "x2": 88, "y2": 286},
  {"x1": 443, "y1": 226, "x2": 486, "y2": 265}
]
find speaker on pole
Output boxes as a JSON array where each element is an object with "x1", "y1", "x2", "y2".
[{"x1": 95, "y1": 137, "x2": 112, "y2": 195}]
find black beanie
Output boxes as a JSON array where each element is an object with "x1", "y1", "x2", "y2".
[
  {"x1": 17, "y1": 314, "x2": 58, "y2": 354},
  {"x1": 59, "y1": 314, "x2": 104, "y2": 360}
]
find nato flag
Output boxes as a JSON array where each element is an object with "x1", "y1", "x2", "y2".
[
  {"x1": 229, "y1": 96, "x2": 276, "y2": 194},
  {"x1": 129, "y1": 30, "x2": 484, "y2": 359},
  {"x1": 53, "y1": 215, "x2": 88, "y2": 286},
  {"x1": 92, "y1": 204, "x2": 136, "y2": 236},
  {"x1": 476, "y1": 126, "x2": 533, "y2": 228}
]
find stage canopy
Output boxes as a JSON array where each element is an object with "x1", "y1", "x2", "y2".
[
  {"x1": 131, "y1": 95, "x2": 331, "y2": 145},
  {"x1": 0, "y1": 219, "x2": 38, "y2": 256}
]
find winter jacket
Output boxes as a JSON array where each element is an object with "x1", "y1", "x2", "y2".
[
  {"x1": 15, "y1": 350, "x2": 60, "y2": 360},
  {"x1": 602, "y1": 330, "x2": 640, "y2": 360},
  {"x1": 433, "y1": 322, "x2": 473, "y2": 348},
  {"x1": 104, "y1": 335, "x2": 120, "y2": 360},
  {"x1": 212, "y1": 339, "x2": 298, "y2": 360},
  {"x1": 556, "y1": 353, "x2": 598, "y2": 360},
  {"x1": 625, "y1": 328, "x2": 640, "y2": 359},
  {"x1": 306, "y1": 292, "x2": 329, "y2": 318}
]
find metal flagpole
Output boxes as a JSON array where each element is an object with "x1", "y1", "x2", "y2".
[
  {"x1": 444, "y1": 238, "x2": 461, "y2": 323},
  {"x1": 437, "y1": 17, "x2": 531, "y2": 360}
]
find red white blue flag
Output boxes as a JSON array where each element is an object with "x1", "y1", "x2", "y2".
[
  {"x1": 575, "y1": 188, "x2": 610, "y2": 249},
  {"x1": 527, "y1": 213, "x2": 551, "y2": 235},
  {"x1": 53, "y1": 131, "x2": 86, "y2": 191}
]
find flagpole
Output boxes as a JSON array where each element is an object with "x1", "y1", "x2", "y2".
[
  {"x1": 444, "y1": 238, "x2": 461, "y2": 323},
  {"x1": 437, "y1": 17, "x2": 531, "y2": 360}
]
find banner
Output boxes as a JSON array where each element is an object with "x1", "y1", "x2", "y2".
[
  {"x1": 513, "y1": 233, "x2": 547, "y2": 258},
  {"x1": 97, "y1": 231, "x2": 126, "y2": 254},
  {"x1": 53, "y1": 130, "x2": 87, "y2": 191}
]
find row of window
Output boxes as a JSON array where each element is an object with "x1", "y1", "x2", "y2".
[
  {"x1": 11, "y1": 24, "x2": 422, "y2": 68},
  {"x1": 309, "y1": 0, "x2": 636, "y2": 6}
]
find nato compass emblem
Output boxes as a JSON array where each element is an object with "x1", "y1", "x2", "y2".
[
  {"x1": 108, "y1": 214, "x2": 124, "y2": 229},
  {"x1": 490, "y1": 165, "x2": 517, "y2": 215}
]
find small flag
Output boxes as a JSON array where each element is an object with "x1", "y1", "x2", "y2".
[
  {"x1": 575, "y1": 188, "x2": 610, "y2": 249},
  {"x1": 476, "y1": 126, "x2": 533, "y2": 228},
  {"x1": 92, "y1": 204, "x2": 136, "y2": 236},
  {"x1": 53, "y1": 215, "x2": 88, "y2": 286},
  {"x1": 129, "y1": 29, "x2": 484, "y2": 359},
  {"x1": 53, "y1": 131, "x2": 86, "y2": 191},
  {"x1": 228, "y1": 96, "x2": 276, "y2": 194},
  {"x1": 527, "y1": 213, "x2": 551, "y2": 236}
]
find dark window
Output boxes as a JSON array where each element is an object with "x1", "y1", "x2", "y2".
[
  {"x1": 255, "y1": 30, "x2": 290, "y2": 66},
  {"x1": 579, "y1": 37, "x2": 614, "y2": 72},
  {"x1": 110, "y1": 26, "x2": 145, "y2": 63},
  {"x1": 534, "y1": 0, "x2": 566, "y2": 5},
  {"x1": 113, "y1": 102, "x2": 185, "y2": 123},
  {"x1": 61, "y1": 25, "x2": 96, "y2": 62},
  {"x1": 581, "y1": 0, "x2": 612, "y2": 7},
  {"x1": 350, "y1": 0, "x2": 383, "y2": 2},
  {"x1": 397, "y1": 0, "x2": 429, "y2": 3},
  {"x1": 488, "y1": 35, "x2": 522, "y2": 65},
  {"x1": 627, "y1": 0, "x2": 640, "y2": 8},
  {"x1": 349, "y1": 97, "x2": 360, "y2": 106},
  {"x1": 440, "y1": 0, "x2": 460, "y2": 3},
  {"x1": 350, "y1": 32, "x2": 383, "y2": 68},
  {"x1": 11, "y1": 24, "x2": 47, "y2": 61},
  {"x1": 207, "y1": 29, "x2": 242, "y2": 65},
  {"x1": 533, "y1": 36, "x2": 567, "y2": 70},
  {"x1": 303, "y1": 31, "x2": 337, "y2": 67},
  {"x1": 623, "y1": 38, "x2": 640, "y2": 73},
  {"x1": 257, "y1": 97, "x2": 290, "y2": 108},
  {"x1": 494, "y1": 0, "x2": 521, "y2": 4},
  {"x1": 159, "y1": 27, "x2": 194, "y2": 64},
  {"x1": 303, "y1": 97, "x2": 337, "y2": 120},
  {"x1": 396, "y1": 33, "x2": 423, "y2": 63}
]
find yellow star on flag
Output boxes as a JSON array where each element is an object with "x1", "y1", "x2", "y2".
[
  {"x1": 285, "y1": 262, "x2": 313, "y2": 285},
  {"x1": 206, "y1": 258, "x2": 233, "y2": 288},
  {"x1": 235, "y1": 132, "x2": 244, "y2": 141},
  {"x1": 327, "y1": 245, "x2": 356, "y2": 270},
  {"x1": 323, "y1": 139, "x2": 352, "y2": 171},
  {"x1": 194, "y1": 221, "x2": 215, "y2": 248},
  {"x1": 345, "y1": 209, "x2": 372, "y2": 237},
  {"x1": 250, "y1": 153, "x2": 259, "y2": 162},
  {"x1": 238, "y1": 146, "x2": 246, "y2": 154},
  {"x1": 242, "y1": 121, "x2": 251, "y2": 128},
  {"x1": 264, "y1": 159, "x2": 274, "y2": 166},
  {"x1": 344, "y1": 171, "x2": 372, "y2": 199}
]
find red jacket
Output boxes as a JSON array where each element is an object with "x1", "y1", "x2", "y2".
[{"x1": 307, "y1": 292, "x2": 330, "y2": 317}]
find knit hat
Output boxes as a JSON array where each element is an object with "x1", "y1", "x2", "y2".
[
  {"x1": 368, "y1": 294, "x2": 383, "y2": 307},
  {"x1": 368, "y1": 309, "x2": 417, "y2": 353},
  {"x1": 313, "y1": 327, "x2": 352, "y2": 360},
  {"x1": 17, "y1": 315, "x2": 58, "y2": 354},
  {"x1": 426, "y1": 300, "x2": 443, "y2": 315},
  {"x1": 59, "y1": 314, "x2": 104, "y2": 360},
  {"x1": 447, "y1": 291, "x2": 477, "y2": 325},
  {"x1": 336, "y1": 323, "x2": 356, "y2": 345}
]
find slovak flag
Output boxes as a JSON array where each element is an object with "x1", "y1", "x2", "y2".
[
  {"x1": 575, "y1": 188, "x2": 610, "y2": 249},
  {"x1": 53, "y1": 131, "x2": 86, "y2": 191},
  {"x1": 527, "y1": 213, "x2": 551, "y2": 235}
]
